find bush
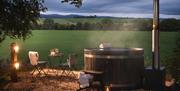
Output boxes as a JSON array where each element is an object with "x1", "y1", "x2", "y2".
[
  {"x1": 0, "y1": 59, "x2": 10, "y2": 81},
  {"x1": 165, "y1": 32, "x2": 180, "y2": 83}
]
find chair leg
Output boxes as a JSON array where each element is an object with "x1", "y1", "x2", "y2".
[
  {"x1": 60, "y1": 66, "x2": 69, "y2": 76},
  {"x1": 67, "y1": 68, "x2": 77, "y2": 78},
  {"x1": 39, "y1": 67, "x2": 47, "y2": 76},
  {"x1": 35, "y1": 66, "x2": 42, "y2": 75},
  {"x1": 31, "y1": 66, "x2": 40, "y2": 76},
  {"x1": 31, "y1": 68, "x2": 36, "y2": 75},
  {"x1": 69, "y1": 71, "x2": 76, "y2": 78},
  {"x1": 61, "y1": 70, "x2": 66, "y2": 76},
  {"x1": 37, "y1": 66, "x2": 47, "y2": 76}
]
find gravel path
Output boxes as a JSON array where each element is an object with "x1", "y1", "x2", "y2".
[{"x1": 2, "y1": 69, "x2": 80, "y2": 91}]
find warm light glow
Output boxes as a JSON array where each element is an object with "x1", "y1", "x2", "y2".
[
  {"x1": 14, "y1": 62, "x2": 20, "y2": 70},
  {"x1": 84, "y1": 54, "x2": 94, "y2": 58},
  {"x1": 14, "y1": 45, "x2": 19, "y2": 53},
  {"x1": 99, "y1": 43, "x2": 112, "y2": 49},
  {"x1": 152, "y1": 29, "x2": 155, "y2": 52},
  {"x1": 99, "y1": 43, "x2": 104, "y2": 48},
  {"x1": 133, "y1": 48, "x2": 143, "y2": 51},
  {"x1": 153, "y1": 24, "x2": 156, "y2": 29},
  {"x1": 106, "y1": 86, "x2": 110, "y2": 91}
]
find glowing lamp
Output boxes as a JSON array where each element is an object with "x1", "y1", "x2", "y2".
[
  {"x1": 105, "y1": 86, "x2": 110, "y2": 91},
  {"x1": 14, "y1": 45, "x2": 19, "y2": 53},
  {"x1": 10, "y1": 42, "x2": 20, "y2": 82},
  {"x1": 14, "y1": 62, "x2": 20, "y2": 70}
]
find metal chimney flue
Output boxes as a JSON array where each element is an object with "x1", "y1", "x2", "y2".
[{"x1": 152, "y1": 0, "x2": 160, "y2": 70}]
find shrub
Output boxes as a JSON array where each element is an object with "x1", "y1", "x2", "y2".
[{"x1": 165, "y1": 32, "x2": 180, "y2": 83}]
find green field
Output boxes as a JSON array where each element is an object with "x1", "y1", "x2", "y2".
[{"x1": 0, "y1": 30, "x2": 177, "y2": 68}]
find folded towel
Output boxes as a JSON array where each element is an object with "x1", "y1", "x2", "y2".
[{"x1": 78, "y1": 72, "x2": 93, "y2": 88}]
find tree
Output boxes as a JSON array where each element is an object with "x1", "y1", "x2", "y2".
[
  {"x1": 165, "y1": 32, "x2": 180, "y2": 83},
  {"x1": 76, "y1": 22, "x2": 83, "y2": 30},
  {"x1": 43, "y1": 18, "x2": 55, "y2": 30},
  {"x1": 61, "y1": 0, "x2": 82, "y2": 8},
  {"x1": 54, "y1": 23, "x2": 60, "y2": 30},
  {"x1": 0, "y1": 0, "x2": 46, "y2": 42},
  {"x1": 101, "y1": 18, "x2": 113, "y2": 30},
  {"x1": 160, "y1": 19, "x2": 178, "y2": 31},
  {"x1": 83, "y1": 22, "x2": 91, "y2": 30},
  {"x1": 0, "y1": 0, "x2": 82, "y2": 43}
]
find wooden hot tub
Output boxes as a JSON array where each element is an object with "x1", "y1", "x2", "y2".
[{"x1": 84, "y1": 48, "x2": 144, "y2": 89}]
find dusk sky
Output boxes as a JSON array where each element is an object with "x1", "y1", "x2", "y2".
[{"x1": 43, "y1": 0, "x2": 180, "y2": 19}]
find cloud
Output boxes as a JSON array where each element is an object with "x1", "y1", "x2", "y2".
[
  {"x1": 160, "y1": 0, "x2": 180, "y2": 15},
  {"x1": 43, "y1": 0, "x2": 180, "y2": 18}
]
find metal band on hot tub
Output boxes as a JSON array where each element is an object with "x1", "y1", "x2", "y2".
[{"x1": 84, "y1": 54, "x2": 143, "y2": 59}]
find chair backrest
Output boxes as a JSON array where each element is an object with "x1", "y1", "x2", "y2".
[
  {"x1": 28, "y1": 51, "x2": 39, "y2": 66},
  {"x1": 67, "y1": 54, "x2": 76, "y2": 68}
]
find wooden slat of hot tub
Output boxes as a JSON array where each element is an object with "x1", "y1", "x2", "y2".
[{"x1": 83, "y1": 70, "x2": 103, "y2": 74}]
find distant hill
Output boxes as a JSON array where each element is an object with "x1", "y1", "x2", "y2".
[
  {"x1": 40, "y1": 14, "x2": 180, "y2": 20},
  {"x1": 40, "y1": 14, "x2": 81, "y2": 18},
  {"x1": 40, "y1": 14, "x2": 113, "y2": 18}
]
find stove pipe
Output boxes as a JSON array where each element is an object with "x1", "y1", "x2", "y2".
[{"x1": 152, "y1": 0, "x2": 160, "y2": 70}]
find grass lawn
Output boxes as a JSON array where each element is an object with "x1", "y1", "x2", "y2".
[{"x1": 0, "y1": 30, "x2": 177, "y2": 69}]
